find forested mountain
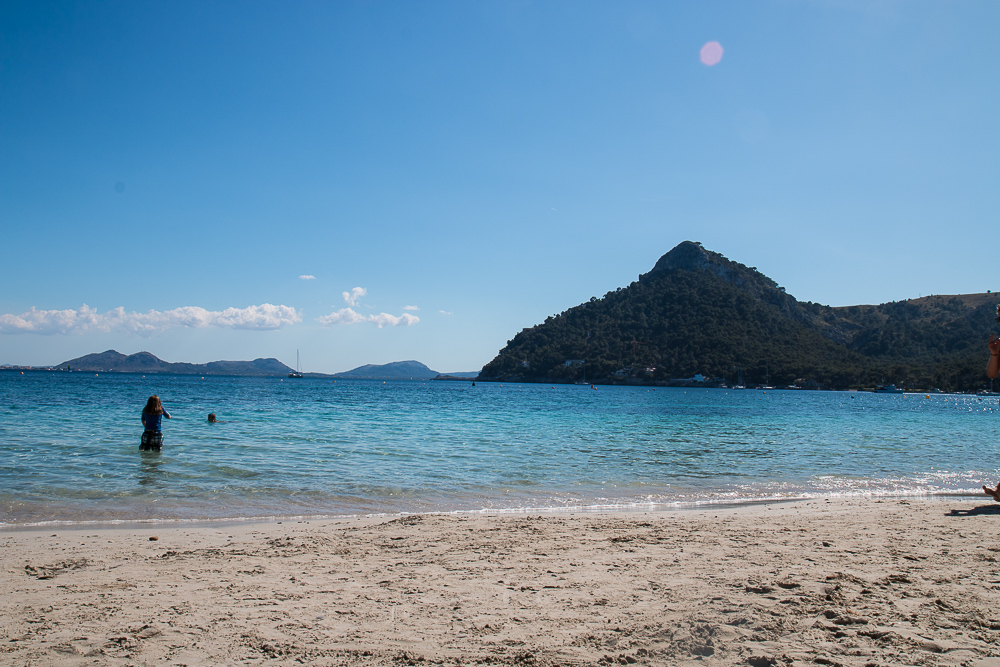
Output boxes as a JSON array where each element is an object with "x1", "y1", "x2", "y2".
[{"x1": 479, "y1": 242, "x2": 997, "y2": 391}]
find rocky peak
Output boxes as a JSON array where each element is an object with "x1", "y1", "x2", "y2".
[
  {"x1": 650, "y1": 241, "x2": 776, "y2": 288},
  {"x1": 648, "y1": 240, "x2": 791, "y2": 308},
  {"x1": 650, "y1": 241, "x2": 719, "y2": 273}
]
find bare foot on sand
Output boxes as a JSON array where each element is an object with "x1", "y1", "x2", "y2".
[{"x1": 983, "y1": 484, "x2": 1000, "y2": 502}]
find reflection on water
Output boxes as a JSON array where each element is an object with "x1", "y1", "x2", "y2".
[{"x1": 138, "y1": 448, "x2": 165, "y2": 488}]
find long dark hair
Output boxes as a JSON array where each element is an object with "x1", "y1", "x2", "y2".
[{"x1": 143, "y1": 395, "x2": 164, "y2": 415}]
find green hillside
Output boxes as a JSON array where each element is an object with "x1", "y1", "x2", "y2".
[{"x1": 479, "y1": 242, "x2": 997, "y2": 391}]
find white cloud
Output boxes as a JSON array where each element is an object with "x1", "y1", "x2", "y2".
[
  {"x1": 317, "y1": 308, "x2": 367, "y2": 326},
  {"x1": 439, "y1": 310, "x2": 453, "y2": 315},
  {"x1": 299, "y1": 275, "x2": 316, "y2": 280},
  {"x1": 342, "y1": 287, "x2": 366, "y2": 306},
  {"x1": 0, "y1": 304, "x2": 302, "y2": 337},
  {"x1": 370, "y1": 312, "x2": 419, "y2": 328},
  {"x1": 318, "y1": 308, "x2": 419, "y2": 328},
  {"x1": 403, "y1": 305, "x2": 419, "y2": 311}
]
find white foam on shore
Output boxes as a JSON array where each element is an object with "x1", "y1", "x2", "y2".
[{"x1": 3, "y1": 487, "x2": 992, "y2": 530}]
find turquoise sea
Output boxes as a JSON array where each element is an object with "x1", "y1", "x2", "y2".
[{"x1": 1, "y1": 370, "x2": 999, "y2": 525}]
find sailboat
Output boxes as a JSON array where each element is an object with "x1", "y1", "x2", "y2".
[
  {"x1": 288, "y1": 350, "x2": 304, "y2": 378},
  {"x1": 758, "y1": 361, "x2": 774, "y2": 390},
  {"x1": 733, "y1": 365, "x2": 745, "y2": 390}
]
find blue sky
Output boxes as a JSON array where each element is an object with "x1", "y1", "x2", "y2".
[{"x1": 2, "y1": 0, "x2": 997, "y2": 372}]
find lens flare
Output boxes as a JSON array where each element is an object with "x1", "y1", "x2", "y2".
[{"x1": 700, "y1": 41, "x2": 723, "y2": 66}]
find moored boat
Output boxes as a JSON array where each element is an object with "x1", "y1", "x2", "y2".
[{"x1": 288, "y1": 350, "x2": 304, "y2": 378}]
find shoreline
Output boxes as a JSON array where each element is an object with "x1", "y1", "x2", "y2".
[
  {"x1": 2, "y1": 489, "x2": 995, "y2": 531},
  {"x1": 4, "y1": 489, "x2": 996, "y2": 530},
  {"x1": 4, "y1": 496, "x2": 1000, "y2": 665},
  {"x1": 5, "y1": 369, "x2": 988, "y2": 394}
]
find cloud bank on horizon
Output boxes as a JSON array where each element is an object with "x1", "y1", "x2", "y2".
[
  {"x1": 1, "y1": 284, "x2": 423, "y2": 339},
  {"x1": 0, "y1": 304, "x2": 302, "y2": 336}
]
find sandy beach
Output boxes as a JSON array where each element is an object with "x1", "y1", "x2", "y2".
[{"x1": 3, "y1": 497, "x2": 1000, "y2": 666}]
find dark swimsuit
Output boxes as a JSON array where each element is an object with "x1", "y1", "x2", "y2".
[
  {"x1": 140, "y1": 430, "x2": 164, "y2": 450},
  {"x1": 141, "y1": 411, "x2": 168, "y2": 451}
]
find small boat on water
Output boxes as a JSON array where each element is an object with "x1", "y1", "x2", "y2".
[
  {"x1": 288, "y1": 350, "x2": 304, "y2": 378},
  {"x1": 759, "y1": 362, "x2": 772, "y2": 391},
  {"x1": 873, "y1": 384, "x2": 903, "y2": 394}
]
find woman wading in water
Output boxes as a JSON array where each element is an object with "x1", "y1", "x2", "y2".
[{"x1": 140, "y1": 395, "x2": 171, "y2": 451}]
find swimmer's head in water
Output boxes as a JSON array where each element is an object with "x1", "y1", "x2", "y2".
[{"x1": 208, "y1": 413, "x2": 217, "y2": 423}]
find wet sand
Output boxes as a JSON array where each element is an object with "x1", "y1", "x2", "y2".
[{"x1": 3, "y1": 497, "x2": 1000, "y2": 666}]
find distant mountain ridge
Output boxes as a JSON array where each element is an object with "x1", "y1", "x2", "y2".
[
  {"x1": 479, "y1": 241, "x2": 997, "y2": 391},
  {"x1": 39, "y1": 352, "x2": 475, "y2": 380},
  {"x1": 56, "y1": 350, "x2": 293, "y2": 376},
  {"x1": 333, "y1": 360, "x2": 438, "y2": 379}
]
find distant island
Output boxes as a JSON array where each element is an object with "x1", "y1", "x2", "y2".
[
  {"x1": 3, "y1": 351, "x2": 480, "y2": 380},
  {"x1": 47, "y1": 350, "x2": 295, "y2": 376},
  {"x1": 333, "y1": 360, "x2": 442, "y2": 380},
  {"x1": 331, "y1": 360, "x2": 479, "y2": 380}
]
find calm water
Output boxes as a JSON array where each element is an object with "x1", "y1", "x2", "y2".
[{"x1": 2, "y1": 370, "x2": 999, "y2": 525}]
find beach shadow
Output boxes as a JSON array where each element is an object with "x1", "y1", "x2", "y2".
[{"x1": 946, "y1": 504, "x2": 1000, "y2": 517}]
